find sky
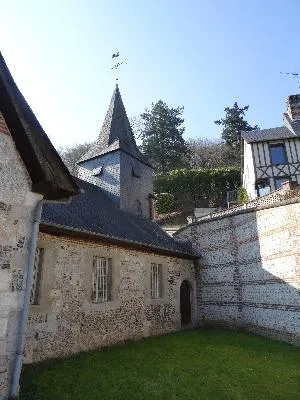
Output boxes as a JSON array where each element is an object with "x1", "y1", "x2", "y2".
[{"x1": 1, "y1": 0, "x2": 300, "y2": 149}]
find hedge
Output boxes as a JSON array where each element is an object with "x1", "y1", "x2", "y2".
[
  {"x1": 155, "y1": 193, "x2": 175, "y2": 214},
  {"x1": 154, "y1": 167, "x2": 240, "y2": 209}
]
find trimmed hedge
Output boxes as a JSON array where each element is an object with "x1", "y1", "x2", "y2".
[
  {"x1": 155, "y1": 193, "x2": 175, "y2": 214},
  {"x1": 154, "y1": 167, "x2": 240, "y2": 209}
]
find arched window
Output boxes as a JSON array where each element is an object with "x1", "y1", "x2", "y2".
[
  {"x1": 135, "y1": 199, "x2": 142, "y2": 216},
  {"x1": 148, "y1": 193, "x2": 155, "y2": 219}
]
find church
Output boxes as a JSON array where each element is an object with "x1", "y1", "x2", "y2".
[
  {"x1": 25, "y1": 83, "x2": 200, "y2": 363},
  {"x1": 0, "y1": 52, "x2": 199, "y2": 399},
  {"x1": 2, "y1": 51, "x2": 299, "y2": 400}
]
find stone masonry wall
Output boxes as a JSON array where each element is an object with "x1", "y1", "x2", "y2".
[
  {"x1": 120, "y1": 152, "x2": 153, "y2": 218},
  {"x1": 24, "y1": 233, "x2": 196, "y2": 363},
  {"x1": 0, "y1": 112, "x2": 40, "y2": 399},
  {"x1": 78, "y1": 152, "x2": 121, "y2": 205},
  {"x1": 78, "y1": 151, "x2": 153, "y2": 218},
  {"x1": 176, "y1": 200, "x2": 300, "y2": 344}
]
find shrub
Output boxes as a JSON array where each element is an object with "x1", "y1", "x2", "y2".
[
  {"x1": 155, "y1": 193, "x2": 175, "y2": 214},
  {"x1": 237, "y1": 187, "x2": 249, "y2": 205}
]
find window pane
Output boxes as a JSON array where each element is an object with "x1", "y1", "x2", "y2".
[
  {"x1": 151, "y1": 263, "x2": 162, "y2": 299},
  {"x1": 269, "y1": 145, "x2": 286, "y2": 164},
  {"x1": 256, "y1": 179, "x2": 270, "y2": 197},
  {"x1": 30, "y1": 248, "x2": 44, "y2": 305},
  {"x1": 92, "y1": 257, "x2": 112, "y2": 302},
  {"x1": 275, "y1": 177, "x2": 289, "y2": 190}
]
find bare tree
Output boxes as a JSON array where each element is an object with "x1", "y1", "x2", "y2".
[
  {"x1": 187, "y1": 138, "x2": 239, "y2": 169},
  {"x1": 129, "y1": 115, "x2": 144, "y2": 140},
  {"x1": 58, "y1": 141, "x2": 95, "y2": 176}
]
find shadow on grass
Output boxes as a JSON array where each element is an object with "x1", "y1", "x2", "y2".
[{"x1": 20, "y1": 329, "x2": 300, "y2": 400}]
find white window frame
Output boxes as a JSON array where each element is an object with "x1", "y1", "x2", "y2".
[
  {"x1": 92, "y1": 256, "x2": 112, "y2": 303},
  {"x1": 30, "y1": 247, "x2": 44, "y2": 305},
  {"x1": 151, "y1": 263, "x2": 163, "y2": 299}
]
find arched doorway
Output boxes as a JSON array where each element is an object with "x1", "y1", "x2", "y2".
[{"x1": 180, "y1": 280, "x2": 191, "y2": 327}]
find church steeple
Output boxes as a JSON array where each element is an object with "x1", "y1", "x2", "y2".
[
  {"x1": 78, "y1": 84, "x2": 150, "y2": 166},
  {"x1": 77, "y1": 85, "x2": 153, "y2": 218}
]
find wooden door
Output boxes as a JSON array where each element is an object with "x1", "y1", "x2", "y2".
[{"x1": 180, "y1": 280, "x2": 191, "y2": 327}]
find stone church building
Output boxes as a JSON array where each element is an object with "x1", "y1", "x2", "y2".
[
  {"x1": 0, "y1": 53, "x2": 199, "y2": 399},
  {"x1": 1, "y1": 52, "x2": 299, "y2": 400}
]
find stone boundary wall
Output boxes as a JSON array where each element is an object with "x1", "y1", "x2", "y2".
[
  {"x1": 24, "y1": 233, "x2": 197, "y2": 363},
  {"x1": 175, "y1": 196, "x2": 300, "y2": 345},
  {"x1": 187, "y1": 182, "x2": 300, "y2": 225}
]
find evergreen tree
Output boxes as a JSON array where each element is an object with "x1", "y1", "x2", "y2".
[
  {"x1": 139, "y1": 100, "x2": 189, "y2": 174},
  {"x1": 215, "y1": 103, "x2": 258, "y2": 157}
]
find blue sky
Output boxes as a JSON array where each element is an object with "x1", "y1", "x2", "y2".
[{"x1": 1, "y1": 0, "x2": 300, "y2": 148}]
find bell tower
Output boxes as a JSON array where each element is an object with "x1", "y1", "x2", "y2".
[{"x1": 77, "y1": 85, "x2": 153, "y2": 218}]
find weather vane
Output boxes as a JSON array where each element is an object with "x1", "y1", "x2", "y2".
[
  {"x1": 280, "y1": 72, "x2": 300, "y2": 89},
  {"x1": 111, "y1": 51, "x2": 124, "y2": 79}
]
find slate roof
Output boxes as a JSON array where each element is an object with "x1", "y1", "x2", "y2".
[
  {"x1": 241, "y1": 126, "x2": 296, "y2": 143},
  {"x1": 0, "y1": 52, "x2": 80, "y2": 200},
  {"x1": 242, "y1": 113, "x2": 300, "y2": 144},
  {"x1": 40, "y1": 177, "x2": 198, "y2": 258},
  {"x1": 78, "y1": 84, "x2": 151, "y2": 167}
]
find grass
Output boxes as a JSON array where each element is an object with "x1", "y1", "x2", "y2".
[{"x1": 20, "y1": 329, "x2": 300, "y2": 400}]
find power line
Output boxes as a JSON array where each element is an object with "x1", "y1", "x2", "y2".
[{"x1": 280, "y1": 71, "x2": 300, "y2": 89}]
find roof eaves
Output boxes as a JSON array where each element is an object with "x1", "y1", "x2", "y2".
[
  {"x1": 40, "y1": 221, "x2": 200, "y2": 259},
  {"x1": 77, "y1": 147, "x2": 153, "y2": 168},
  {"x1": 0, "y1": 52, "x2": 80, "y2": 200},
  {"x1": 241, "y1": 126, "x2": 295, "y2": 143}
]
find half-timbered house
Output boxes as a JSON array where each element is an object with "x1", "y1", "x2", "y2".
[{"x1": 242, "y1": 94, "x2": 300, "y2": 200}]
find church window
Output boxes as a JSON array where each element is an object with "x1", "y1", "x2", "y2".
[
  {"x1": 148, "y1": 193, "x2": 155, "y2": 219},
  {"x1": 135, "y1": 199, "x2": 143, "y2": 216},
  {"x1": 30, "y1": 247, "x2": 44, "y2": 305},
  {"x1": 151, "y1": 263, "x2": 163, "y2": 299},
  {"x1": 132, "y1": 163, "x2": 141, "y2": 178},
  {"x1": 92, "y1": 257, "x2": 112, "y2": 302}
]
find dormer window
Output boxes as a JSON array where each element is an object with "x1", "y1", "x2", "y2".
[
  {"x1": 92, "y1": 166, "x2": 103, "y2": 176},
  {"x1": 269, "y1": 144, "x2": 287, "y2": 165}
]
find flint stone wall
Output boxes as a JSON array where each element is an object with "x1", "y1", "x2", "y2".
[
  {"x1": 175, "y1": 200, "x2": 300, "y2": 344},
  {"x1": 24, "y1": 233, "x2": 196, "y2": 363},
  {"x1": 0, "y1": 112, "x2": 40, "y2": 399}
]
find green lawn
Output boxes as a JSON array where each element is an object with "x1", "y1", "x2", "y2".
[{"x1": 20, "y1": 329, "x2": 300, "y2": 400}]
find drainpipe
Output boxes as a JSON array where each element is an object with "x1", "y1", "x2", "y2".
[{"x1": 9, "y1": 199, "x2": 43, "y2": 400}]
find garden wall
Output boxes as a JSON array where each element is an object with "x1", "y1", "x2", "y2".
[
  {"x1": 24, "y1": 233, "x2": 197, "y2": 363},
  {"x1": 175, "y1": 195, "x2": 300, "y2": 345}
]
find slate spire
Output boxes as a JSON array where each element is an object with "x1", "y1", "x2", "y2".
[{"x1": 78, "y1": 84, "x2": 150, "y2": 166}]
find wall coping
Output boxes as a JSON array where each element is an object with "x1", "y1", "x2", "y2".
[{"x1": 174, "y1": 189, "x2": 300, "y2": 234}]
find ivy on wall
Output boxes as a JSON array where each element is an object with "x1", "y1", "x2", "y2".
[{"x1": 154, "y1": 167, "x2": 240, "y2": 209}]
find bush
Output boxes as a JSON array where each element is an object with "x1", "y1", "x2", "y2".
[
  {"x1": 237, "y1": 187, "x2": 249, "y2": 205},
  {"x1": 155, "y1": 193, "x2": 175, "y2": 214}
]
